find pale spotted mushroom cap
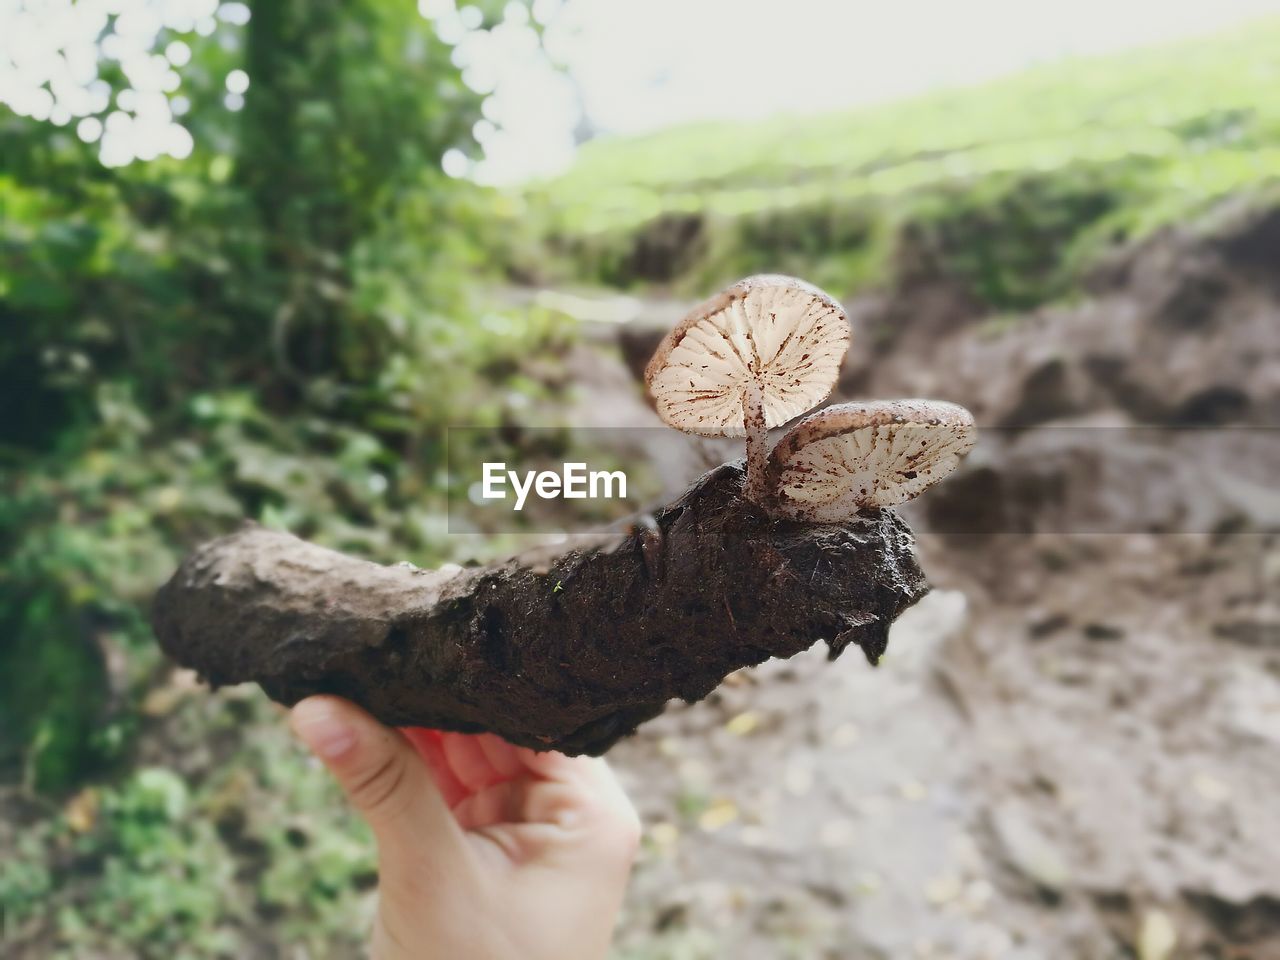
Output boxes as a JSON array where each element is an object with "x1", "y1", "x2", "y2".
[
  {"x1": 644, "y1": 275, "x2": 851, "y2": 437},
  {"x1": 768, "y1": 399, "x2": 976, "y2": 521}
]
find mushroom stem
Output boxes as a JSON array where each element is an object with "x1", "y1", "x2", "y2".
[{"x1": 743, "y1": 376, "x2": 768, "y2": 503}]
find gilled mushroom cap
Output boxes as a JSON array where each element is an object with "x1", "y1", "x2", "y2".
[
  {"x1": 644, "y1": 275, "x2": 850, "y2": 437},
  {"x1": 768, "y1": 399, "x2": 976, "y2": 521}
]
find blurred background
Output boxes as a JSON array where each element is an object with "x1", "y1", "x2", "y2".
[{"x1": 3, "y1": 1, "x2": 1279, "y2": 957}]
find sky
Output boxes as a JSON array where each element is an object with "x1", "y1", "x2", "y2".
[
  {"x1": 0, "y1": 0, "x2": 245, "y2": 166},
  {"x1": 5, "y1": 0, "x2": 1280, "y2": 182},
  {"x1": 460, "y1": 0, "x2": 1280, "y2": 182}
]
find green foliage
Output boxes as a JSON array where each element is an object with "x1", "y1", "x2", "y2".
[
  {"x1": 524, "y1": 19, "x2": 1280, "y2": 304},
  {"x1": 0, "y1": 768, "x2": 243, "y2": 958},
  {"x1": 0, "y1": 829, "x2": 54, "y2": 933},
  {"x1": 0, "y1": 695, "x2": 390, "y2": 957},
  {"x1": 239, "y1": 0, "x2": 480, "y2": 249},
  {"x1": 0, "y1": 1, "x2": 562, "y2": 794},
  {"x1": 76, "y1": 769, "x2": 239, "y2": 953},
  {"x1": 902, "y1": 163, "x2": 1139, "y2": 310}
]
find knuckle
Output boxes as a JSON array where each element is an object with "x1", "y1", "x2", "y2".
[{"x1": 346, "y1": 750, "x2": 408, "y2": 817}]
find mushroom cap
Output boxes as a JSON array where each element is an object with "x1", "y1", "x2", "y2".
[
  {"x1": 644, "y1": 275, "x2": 851, "y2": 437},
  {"x1": 768, "y1": 399, "x2": 976, "y2": 520}
]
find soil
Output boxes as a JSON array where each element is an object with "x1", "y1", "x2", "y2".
[
  {"x1": 152, "y1": 464, "x2": 929, "y2": 756},
  {"x1": 561, "y1": 203, "x2": 1280, "y2": 958}
]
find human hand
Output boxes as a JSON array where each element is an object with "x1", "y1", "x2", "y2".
[{"x1": 290, "y1": 696, "x2": 640, "y2": 960}]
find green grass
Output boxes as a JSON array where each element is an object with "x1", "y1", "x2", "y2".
[
  {"x1": 1, "y1": 695, "x2": 379, "y2": 958},
  {"x1": 523, "y1": 18, "x2": 1280, "y2": 306}
]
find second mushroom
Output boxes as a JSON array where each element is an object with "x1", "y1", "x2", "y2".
[{"x1": 646, "y1": 274, "x2": 976, "y2": 518}]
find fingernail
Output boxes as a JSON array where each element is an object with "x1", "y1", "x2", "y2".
[{"x1": 292, "y1": 700, "x2": 358, "y2": 760}]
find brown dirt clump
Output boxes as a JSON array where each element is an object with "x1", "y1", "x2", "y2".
[{"x1": 152, "y1": 462, "x2": 928, "y2": 755}]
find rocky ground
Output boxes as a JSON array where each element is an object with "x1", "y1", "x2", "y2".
[{"x1": 567, "y1": 204, "x2": 1280, "y2": 959}]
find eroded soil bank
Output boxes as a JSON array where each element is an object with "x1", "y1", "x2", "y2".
[{"x1": 586, "y1": 208, "x2": 1280, "y2": 958}]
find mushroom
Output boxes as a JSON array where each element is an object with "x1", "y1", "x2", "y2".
[
  {"x1": 645, "y1": 275, "x2": 851, "y2": 503},
  {"x1": 766, "y1": 399, "x2": 976, "y2": 522}
]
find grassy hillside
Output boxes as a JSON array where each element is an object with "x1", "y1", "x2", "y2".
[{"x1": 524, "y1": 19, "x2": 1280, "y2": 307}]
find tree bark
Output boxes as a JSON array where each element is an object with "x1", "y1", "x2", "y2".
[{"x1": 152, "y1": 463, "x2": 929, "y2": 755}]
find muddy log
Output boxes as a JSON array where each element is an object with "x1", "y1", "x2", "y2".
[{"x1": 152, "y1": 463, "x2": 929, "y2": 755}]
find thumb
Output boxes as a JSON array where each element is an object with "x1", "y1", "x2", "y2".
[{"x1": 290, "y1": 696, "x2": 462, "y2": 855}]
